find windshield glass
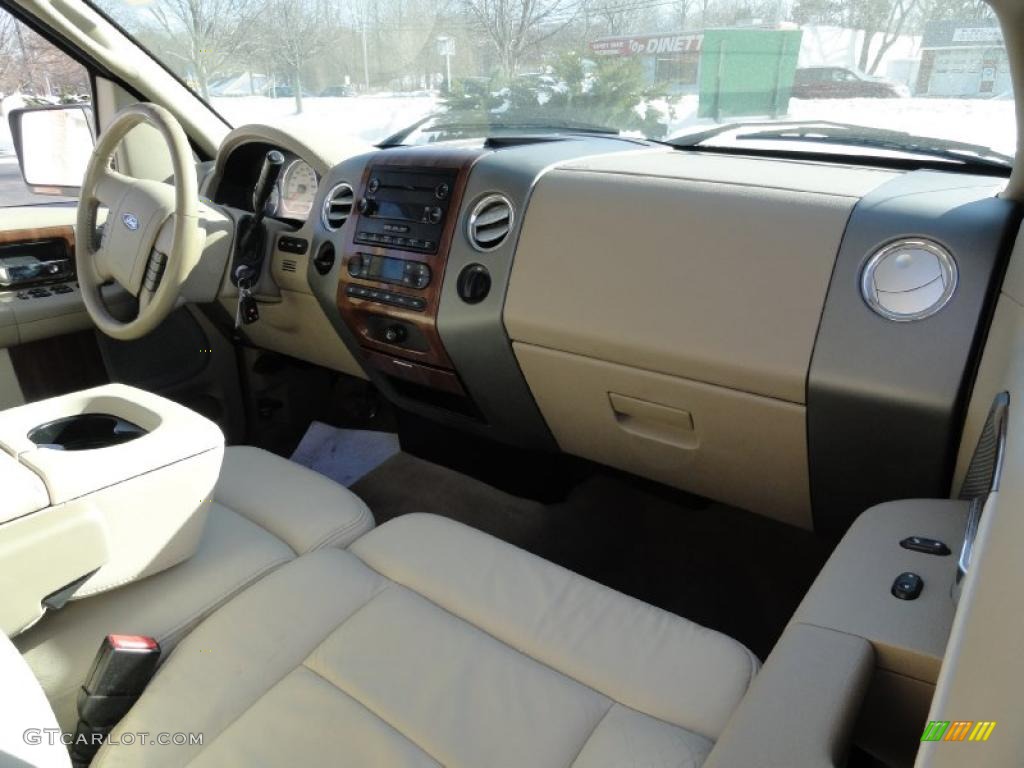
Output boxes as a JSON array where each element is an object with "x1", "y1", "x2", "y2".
[{"x1": 94, "y1": 0, "x2": 1015, "y2": 162}]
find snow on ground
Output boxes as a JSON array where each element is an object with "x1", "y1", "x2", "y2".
[
  {"x1": 0, "y1": 89, "x2": 1015, "y2": 160},
  {"x1": 210, "y1": 93, "x2": 440, "y2": 145},
  {"x1": 662, "y1": 94, "x2": 1017, "y2": 157},
  {"x1": 213, "y1": 90, "x2": 1015, "y2": 158}
]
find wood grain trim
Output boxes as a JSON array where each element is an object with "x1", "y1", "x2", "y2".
[
  {"x1": 0, "y1": 225, "x2": 75, "y2": 252},
  {"x1": 336, "y1": 147, "x2": 482, "y2": 372},
  {"x1": 362, "y1": 348, "x2": 466, "y2": 396}
]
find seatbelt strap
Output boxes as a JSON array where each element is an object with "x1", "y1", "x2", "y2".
[{"x1": 70, "y1": 634, "x2": 161, "y2": 766}]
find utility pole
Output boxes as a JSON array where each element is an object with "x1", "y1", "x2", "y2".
[
  {"x1": 437, "y1": 36, "x2": 454, "y2": 93},
  {"x1": 362, "y1": 21, "x2": 370, "y2": 90}
]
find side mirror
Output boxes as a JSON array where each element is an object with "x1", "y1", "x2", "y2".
[{"x1": 8, "y1": 104, "x2": 95, "y2": 196}]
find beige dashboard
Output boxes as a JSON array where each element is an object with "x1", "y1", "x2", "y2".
[{"x1": 505, "y1": 151, "x2": 895, "y2": 526}]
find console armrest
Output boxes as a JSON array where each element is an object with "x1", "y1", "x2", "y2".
[
  {"x1": 705, "y1": 624, "x2": 873, "y2": 768},
  {"x1": 0, "y1": 385, "x2": 224, "y2": 635}
]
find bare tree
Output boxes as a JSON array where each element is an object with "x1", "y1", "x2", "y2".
[
  {"x1": 464, "y1": 0, "x2": 580, "y2": 76},
  {"x1": 265, "y1": 0, "x2": 332, "y2": 112},
  {"x1": 148, "y1": 0, "x2": 265, "y2": 99},
  {"x1": 864, "y1": 0, "x2": 921, "y2": 73},
  {"x1": 0, "y1": 9, "x2": 88, "y2": 98}
]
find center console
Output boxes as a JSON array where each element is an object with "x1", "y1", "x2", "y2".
[
  {"x1": 0, "y1": 384, "x2": 223, "y2": 635},
  {"x1": 334, "y1": 149, "x2": 482, "y2": 411}
]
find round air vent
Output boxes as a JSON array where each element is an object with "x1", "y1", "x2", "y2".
[
  {"x1": 467, "y1": 194, "x2": 514, "y2": 252},
  {"x1": 861, "y1": 239, "x2": 957, "y2": 322},
  {"x1": 321, "y1": 182, "x2": 354, "y2": 231}
]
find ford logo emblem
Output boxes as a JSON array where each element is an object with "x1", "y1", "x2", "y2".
[{"x1": 122, "y1": 213, "x2": 139, "y2": 231}]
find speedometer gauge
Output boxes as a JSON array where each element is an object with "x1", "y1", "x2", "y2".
[{"x1": 278, "y1": 160, "x2": 318, "y2": 219}]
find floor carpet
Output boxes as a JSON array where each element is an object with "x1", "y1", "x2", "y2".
[{"x1": 352, "y1": 452, "x2": 832, "y2": 660}]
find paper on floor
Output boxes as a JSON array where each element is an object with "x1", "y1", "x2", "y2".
[{"x1": 290, "y1": 421, "x2": 400, "y2": 486}]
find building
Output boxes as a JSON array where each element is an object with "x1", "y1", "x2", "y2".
[
  {"x1": 589, "y1": 32, "x2": 704, "y2": 93},
  {"x1": 917, "y1": 20, "x2": 1009, "y2": 97}
]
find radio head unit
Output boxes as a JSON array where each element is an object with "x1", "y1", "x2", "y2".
[
  {"x1": 0, "y1": 238, "x2": 74, "y2": 289},
  {"x1": 353, "y1": 166, "x2": 458, "y2": 254}
]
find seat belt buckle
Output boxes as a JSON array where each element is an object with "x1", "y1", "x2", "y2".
[{"x1": 71, "y1": 635, "x2": 161, "y2": 765}]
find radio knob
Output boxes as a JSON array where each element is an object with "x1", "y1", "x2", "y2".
[
  {"x1": 358, "y1": 198, "x2": 377, "y2": 216},
  {"x1": 346, "y1": 254, "x2": 363, "y2": 277},
  {"x1": 383, "y1": 324, "x2": 407, "y2": 344}
]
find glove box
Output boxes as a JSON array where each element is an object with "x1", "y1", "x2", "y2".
[{"x1": 0, "y1": 384, "x2": 224, "y2": 634}]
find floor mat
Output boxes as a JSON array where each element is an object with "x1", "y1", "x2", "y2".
[
  {"x1": 352, "y1": 452, "x2": 832, "y2": 660},
  {"x1": 290, "y1": 421, "x2": 400, "y2": 486}
]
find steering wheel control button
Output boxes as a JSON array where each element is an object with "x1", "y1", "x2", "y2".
[
  {"x1": 861, "y1": 239, "x2": 957, "y2": 322},
  {"x1": 900, "y1": 536, "x2": 951, "y2": 556},
  {"x1": 891, "y1": 572, "x2": 924, "y2": 600}
]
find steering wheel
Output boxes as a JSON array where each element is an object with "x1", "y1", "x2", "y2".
[{"x1": 77, "y1": 103, "x2": 202, "y2": 340}]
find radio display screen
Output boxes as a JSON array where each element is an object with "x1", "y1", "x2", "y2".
[
  {"x1": 369, "y1": 255, "x2": 406, "y2": 282},
  {"x1": 376, "y1": 201, "x2": 423, "y2": 223}
]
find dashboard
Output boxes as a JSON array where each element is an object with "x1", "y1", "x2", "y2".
[{"x1": 208, "y1": 132, "x2": 1020, "y2": 537}]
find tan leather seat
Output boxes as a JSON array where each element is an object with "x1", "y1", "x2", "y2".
[
  {"x1": 92, "y1": 513, "x2": 758, "y2": 767},
  {"x1": 14, "y1": 445, "x2": 373, "y2": 733}
]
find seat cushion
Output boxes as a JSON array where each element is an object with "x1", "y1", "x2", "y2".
[
  {"x1": 95, "y1": 514, "x2": 758, "y2": 768},
  {"x1": 213, "y1": 445, "x2": 374, "y2": 554},
  {"x1": 15, "y1": 445, "x2": 373, "y2": 732}
]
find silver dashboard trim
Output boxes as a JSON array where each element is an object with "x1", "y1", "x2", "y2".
[
  {"x1": 321, "y1": 182, "x2": 354, "y2": 232},
  {"x1": 466, "y1": 194, "x2": 514, "y2": 252},
  {"x1": 860, "y1": 238, "x2": 958, "y2": 322}
]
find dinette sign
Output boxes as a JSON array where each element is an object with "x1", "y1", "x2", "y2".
[{"x1": 590, "y1": 33, "x2": 703, "y2": 58}]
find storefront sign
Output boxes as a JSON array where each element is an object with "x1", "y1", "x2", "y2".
[
  {"x1": 590, "y1": 33, "x2": 702, "y2": 58},
  {"x1": 952, "y1": 27, "x2": 1003, "y2": 43}
]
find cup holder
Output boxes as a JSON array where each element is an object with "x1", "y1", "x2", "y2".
[{"x1": 28, "y1": 413, "x2": 148, "y2": 451}]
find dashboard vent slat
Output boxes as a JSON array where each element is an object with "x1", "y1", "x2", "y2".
[
  {"x1": 281, "y1": 259, "x2": 297, "y2": 273},
  {"x1": 322, "y1": 182, "x2": 354, "y2": 231},
  {"x1": 467, "y1": 194, "x2": 514, "y2": 252}
]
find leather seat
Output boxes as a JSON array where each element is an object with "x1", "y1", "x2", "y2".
[
  {"x1": 92, "y1": 513, "x2": 758, "y2": 767},
  {"x1": 14, "y1": 445, "x2": 373, "y2": 732}
]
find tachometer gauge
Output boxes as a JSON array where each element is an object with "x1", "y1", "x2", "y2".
[{"x1": 278, "y1": 159, "x2": 318, "y2": 219}]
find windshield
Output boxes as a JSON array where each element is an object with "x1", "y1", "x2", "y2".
[{"x1": 93, "y1": 0, "x2": 1015, "y2": 163}]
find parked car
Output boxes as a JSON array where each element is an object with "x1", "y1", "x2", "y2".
[
  {"x1": 792, "y1": 66, "x2": 909, "y2": 98},
  {"x1": 267, "y1": 84, "x2": 314, "y2": 99}
]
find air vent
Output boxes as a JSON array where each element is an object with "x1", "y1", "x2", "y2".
[
  {"x1": 322, "y1": 182, "x2": 354, "y2": 231},
  {"x1": 281, "y1": 259, "x2": 297, "y2": 273},
  {"x1": 467, "y1": 194, "x2": 514, "y2": 252},
  {"x1": 861, "y1": 239, "x2": 957, "y2": 322}
]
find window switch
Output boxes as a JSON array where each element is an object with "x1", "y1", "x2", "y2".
[
  {"x1": 892, "y1": 572, "x2": 924, "y2": 600},
  {"x1": 900, "y1": 536, "x2": 950, "y2": 556}
]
